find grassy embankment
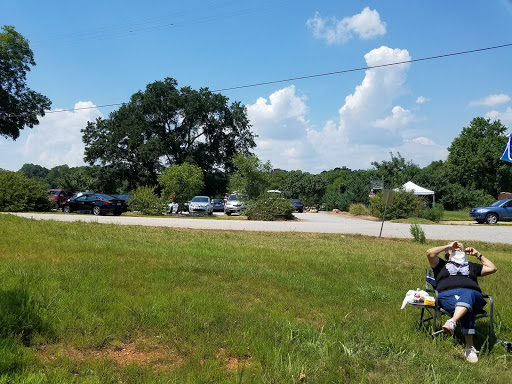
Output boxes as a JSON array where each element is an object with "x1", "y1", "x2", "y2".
[{"x1": 0, "y1": 214, "x2": 511, "y2": 383}]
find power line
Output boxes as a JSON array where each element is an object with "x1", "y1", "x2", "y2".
[{"x1": 2, "y1": 42, "x2": 512, "y2": 119}]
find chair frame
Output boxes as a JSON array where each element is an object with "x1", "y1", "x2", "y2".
[{"x1": 418, "y1": 269, "x2": 494, "y2": 337}]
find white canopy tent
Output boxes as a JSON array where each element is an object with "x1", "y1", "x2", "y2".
[{"x1": 395, "y1": 181, "x2": 435, "y2": 206}]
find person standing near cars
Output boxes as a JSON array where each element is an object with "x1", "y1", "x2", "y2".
[{"x1": 426, "y1": 241, "x2": 497, "y2": 363}]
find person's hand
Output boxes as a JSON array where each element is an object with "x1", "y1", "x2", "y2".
[
  {"x1": 448, "y1": 241, "x2": 462, "y2": 250},
  {"x1": 464, "y1": 247, "x2": 479, "y2": 257}
]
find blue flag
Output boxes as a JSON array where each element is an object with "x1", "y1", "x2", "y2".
[{"x1": 501, "y1": 135, "x2": 512, "y2": 163}]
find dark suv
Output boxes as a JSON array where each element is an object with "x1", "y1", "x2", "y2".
[{"x1": 48, "y1": 189, "x2": 74, "y2": 209}]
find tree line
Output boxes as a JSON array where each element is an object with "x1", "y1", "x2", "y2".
[{"x1": 2, "y1": 25, "x2": 511, "y2": 213}]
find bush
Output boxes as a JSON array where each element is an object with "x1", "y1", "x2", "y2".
[
  {"x1": 0, "y1": 171, "x2": 52, "y2": 212},
  {"x1": 130, "y1": 185, "x2": 167, "y2": 215},
  {"x1": 246, "y1": 196, "x2": 295, "y2": 221},
  {"x1": 410, "y1": 224, "x2": 426, "y2": 243},
  {"x1": 422, "y1": 204, "x2": 444, "y2": 222},
  {"x1": 371, "y1": 191, "x2": 424, "y2": 220},
  {"x1": 349, "y1": 203, "x2": 371, "y2": 216}
]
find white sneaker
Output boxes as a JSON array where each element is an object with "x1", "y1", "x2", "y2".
[
  {"x1": 465, "y1": 346, "x2": 479, "y2": 363},
  {"x1": 442, "y1": 319, "x2": 456, "y2": 335}
]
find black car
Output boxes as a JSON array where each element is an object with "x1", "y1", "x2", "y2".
[
  {"x1": 112, "y1": 194, "x2": 131, "y2": 211},
  {"x1": 290, "y1": 199, "x2": 304, "y2": 213},
  {"x1": 63, "y1": 193, "x2": 127, "y2": 216},
  {"x1": 211, "y1": 198, "x2": 225, "y2": 212}
]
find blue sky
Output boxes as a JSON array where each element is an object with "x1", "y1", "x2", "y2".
[{"x1": 1, "y1": 0, "x2": 511, "y2": 173}]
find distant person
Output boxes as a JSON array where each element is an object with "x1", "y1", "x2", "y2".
[{"x1": 426, "y1": 241, "x2": 497, "y2": 363}]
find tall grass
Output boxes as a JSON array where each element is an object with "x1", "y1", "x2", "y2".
[{"x1": 0, "y1": 214, "x2": 511, "y2": 383}]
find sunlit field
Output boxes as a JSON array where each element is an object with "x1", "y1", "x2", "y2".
[{"x1": 0, "y1": 214, "x2": 511, "y2": 383}]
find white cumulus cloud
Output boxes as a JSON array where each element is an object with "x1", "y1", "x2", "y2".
[
  {"x1": 416, "y1": 96, "x2": 428, "y2": 104},
  {"x1": 19, "y1": 101, "x2": 102, "y2": 169},
  {"x1": 485, "y1": 107, "x2": 512, "y2": 125},
  {"x1": 246, "y1": 85, "x2": 308, "y2": 140},
  {"x1": 469, "y1": 94, "x2": 510, "y2": 107},
  {"x1": 306, "y1": 7, "x2": 386, "y2": 44},
  {"x1": 374, "y1": 106, "x2": 415, "y2": 129}
]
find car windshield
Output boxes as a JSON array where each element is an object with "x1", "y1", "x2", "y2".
[
  {"x1": 228, "y1": 194, "x2": 248, "y2": 201},
  {"x1": 192, "y1": 196, "x2": 209, "y2": 202},
  {"x1": 491, "y1": 200, "x2": 503, "y2": 207},
  {"x1": 291, "y1": 199, "x2": 301, "y2": 203},
  {"x1": 49, "y1": 190, "x2": 59, "y2": 196},
  {"x1": 213, "y1": 199, "x2": 223, "y2": 203}
]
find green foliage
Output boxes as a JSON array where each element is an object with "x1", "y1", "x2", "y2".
[
  {"x1": 410, "y1": 224, "x2": 426, "y2": 243},
  {"x1": 228, "y1": 154, "x2": 272, "y2": 198},
  {"x1": 439, "y1": 184, "x2": 495, "y2": 211},
  {"x1": 82, "y1": 77, "x2": 255, "y2": 191},
  {"x1": 0, "y1": 171, "x2": 51, "y2": 212},
  {"x1": 349, "y1": 203, "x2": 371, "y2": 216},
  {"x1": 129, "y1": 185, "x2": 166, "y2": 215},
  {"x1": 446, "y1": 117, "x2": 512, "y2": 197},
  {"x1": 158, "y1": 162, "x2": 204, "y2": 210},
  {"x1": 280, "y1": 171, "x2": 326, "y2": 207},
  {"x1": 18, "y1": 163, "x2": 49, "y2": 180},
  {"x1": 371, "y1": 152, "x2": 420, "y2": 189},
  {"x1": 0, "y1": 25, "x2": 52, "y2": 140},
  {"x1": 245, "y1": 195, "x2": 295, "y2": 221},
  {"x1": 324, "y1": 172, "x2": 370, "y2": 211},
  {"x1": 1, "y1": 215, "x2": 512, "y2": 382},
  {"x1": 421, "y1": 204, "x2": 445, "y2": 222},
  {"x1": 371, "y1": 191, "x2": 424, "y2": 220}
]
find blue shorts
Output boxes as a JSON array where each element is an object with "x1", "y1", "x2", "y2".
[{"x1": 438, "y1": 288, "x2": 487, "y2": 334}]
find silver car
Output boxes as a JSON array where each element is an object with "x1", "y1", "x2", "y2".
[
  {"x1": 188, "y1": 196, "x2": 213, "y2": 215},
  {"x1": 224, "y1": 193, "x2": 248, "y2": 215}
]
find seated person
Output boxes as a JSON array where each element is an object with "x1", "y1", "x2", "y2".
[{"x1": 426, "y1": 241, "x2": 497, "y2": 363}]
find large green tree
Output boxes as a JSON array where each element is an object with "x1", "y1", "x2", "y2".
[
  {"x1": 446, "y1": 117, "x2": 511, "y2": 197},
  {"x1": 158, "y1": 162, "x2": 204, "y2": 211},
  {"x1": 0, "y1": 25, "x2": 51, "y2": 139},
  {"x1": 228, "y1": 154, "x2": 272, "y2": 198},
  {"x1": 82, "y1": 77, "x2": 255, "y2": 191}
]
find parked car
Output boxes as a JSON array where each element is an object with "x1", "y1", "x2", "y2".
[
  {"x1": 224, "y1": 193, "x2": 248, "y2": 215},
  {"x1": 290, "y1": 198, "x2": 304, "y2": 213},
  {"x1": 48, "y1": 189, "x2": 74, "y2": 209},
  {"x1": 62, "y1": 193, "x2": 127, "y2": 216},
  {"x1": 188, "y1": 196, "x2": 213, "y2": 215},
  {"x1": 211, "y1": 198, "x2": 225, "y2": 212},
  {"x1": 167, "y1": 201, "x2": 179, "y2": 214},
  {"x1": 469, "y1": 198, "x2": 512, "y2": 224},
  {"x1": 112, "y1": 194, "x2": 132, "y2": 211}
]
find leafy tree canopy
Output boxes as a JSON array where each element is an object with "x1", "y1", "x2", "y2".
[
  {"x1": 158, "y1": 162, "x2": 204, "y2": 210},
  {"x1": 228, "y1": 154, "x2": 272, "y2": 198},
  {"x1": 19, "y1": 163, "x2": 49, "y2": 180},
  {"x1": 0, "y1": 25, "x2": 51, "y2": 139},
  {"x1": 446, "y1": 117, "x2": 511, "y2": 196},
  {"x1": 82, "y1": 77, "x2": 256, "y2": 191},
  {"x1": 371, "y1": 152, "x2": 420, "y2": 189}
]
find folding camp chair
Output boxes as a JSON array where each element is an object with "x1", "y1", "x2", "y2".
[{"x1": 417, "y1": 269, "x2": 494, "y2": 337}]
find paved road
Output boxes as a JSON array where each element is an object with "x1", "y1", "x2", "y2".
[{"x1": 8, "y1": 211, "x2": 512, "y2": 244}]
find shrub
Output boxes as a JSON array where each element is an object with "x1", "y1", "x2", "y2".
[
  {"x1": 371, "y1": 191, "x2": 423, "y2": 220},
  {"x1": 130, "y1": 185, "x2": 167, "y2": 215},
  {"x1": 0, "y1": 171, "x2": 52, "y2": 212},
  {"x1": 349, "y1": 203, "x2": 370, "y2": 216},
  {"x1": 410, "y1": 224, "x2": 426, "y2": 243},
  {"x1": 246, "y1": 196, "x2": 295, "y2": 221},
  {"x1": 422, "y1": 204, "x2": 444, "y2": 222}
]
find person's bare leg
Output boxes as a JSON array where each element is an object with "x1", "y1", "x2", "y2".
[
  {"x1": 464, "y1": 334, "x2": 474, "y2": 348},
  {"x1": 450, "y1": 306, "x2": 468, "y2": 322}
]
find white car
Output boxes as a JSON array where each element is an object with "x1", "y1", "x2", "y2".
[
  {"x1": 188, "y1": 196, "x2": 213, "y2": 215},
  {"x1": 167, "y1": 201, "x2": 179, "y2": 214}
]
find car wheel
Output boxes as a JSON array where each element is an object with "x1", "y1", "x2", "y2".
[
  {"x1": 485, "y1": 213, "x2": 498, "y2": 224},
  {"x1": 53, "y1": 202, "x2": 60, "y2": 210},
  {"x1": 92, "y1": 206, "x2": 102, "y2": 216},
  {"x1": 63, "y1": 206, "x2": 71, "y2": 213}
]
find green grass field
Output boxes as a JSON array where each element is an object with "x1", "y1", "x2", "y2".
[{"x1": 0, "y1": 214, "x2": 511, "y2": 383}]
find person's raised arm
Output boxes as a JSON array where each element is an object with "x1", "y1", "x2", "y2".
[
  {"x1": 426, "y1": 241, "x2": 460, "y2": 269},
  {"x1": 465, "y1": 247, "x2": 497, "y2": 276}
]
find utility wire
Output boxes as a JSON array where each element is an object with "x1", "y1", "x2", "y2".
[{"x1": 2, "y1": 42, "x2": 512, "y2": 119}]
